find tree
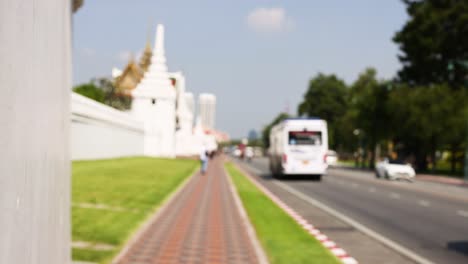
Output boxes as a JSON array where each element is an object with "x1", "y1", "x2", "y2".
[
  {"x1": 349, "y1": 68, "x2": 390, "y2": 169},
  {"x1": 393, "y1": 0, "x2": 468, "y2": 88},
  {"x1": 298, "y1": 73, "x2": 348, "y2": 148},
  {"x1": 97, "y1": 78, "x2": 132, "y2": 110},
  {"x1": 388, "y1": 84, "x2": 467, "y2": 173},
  {"x1": 439, "y1": 87, "x2": 468, "y2": 173},
  {"x1": 261, "y1": 112, "x2": 290, "y2": 149},
  {"x1": 74, "y1": 78, "x2": 132, "y2": 110},
  {"x1": 73, "y1": 83, "x2": 105, "y2": 103}
]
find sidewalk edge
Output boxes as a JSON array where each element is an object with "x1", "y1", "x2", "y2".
[
  {"x1": 223, "y1": 164, "x2": 270, "y2": 264},
  {"x1": 111, "y1": 166, "x2": 199, "y2": 264}
]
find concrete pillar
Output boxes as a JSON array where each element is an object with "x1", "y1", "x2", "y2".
[{"x1": 0, "y1": 0, "x2": 72, "y2": 263}]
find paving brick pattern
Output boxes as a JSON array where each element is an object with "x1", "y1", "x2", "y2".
[{"x1": 116, "y1": 157, "x2": 259, "y2": 264}]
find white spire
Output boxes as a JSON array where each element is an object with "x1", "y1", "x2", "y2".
[
  {"x1": 132, "y1": 24, "x2": 175, "y2": 99},
  {"x1": 155, "y1": 24, "x2": 164, "y2": 55}
]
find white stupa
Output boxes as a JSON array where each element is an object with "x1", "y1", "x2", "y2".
[{"x1": 131, "y1": 24, "x2": 176, "y2": 157}]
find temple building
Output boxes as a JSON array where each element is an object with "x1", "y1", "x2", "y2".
[
  {"x1": 113, "y1": 40, "x2": 153, "y2": 96},
  {"x1": 111, "y1": 23, "x2": 226, "y2": 158},
  {"x1": 131, "y1": 24, "x2": 176, "y2": 157}
]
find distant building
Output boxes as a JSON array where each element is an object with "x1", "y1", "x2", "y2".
[
  {"x1": 248, "y1": 129, "x2": 259, "y2": 141},
  {"x1": 199, "y1": 93, "x2": 216, "y2": 130},
  {"x1": 185, "y1": 92, "x2": 195, "y2": 117}
]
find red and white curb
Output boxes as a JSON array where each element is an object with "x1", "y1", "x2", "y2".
[{"x1": 234, "y1": 164, "x2": 358, "y2": 264}]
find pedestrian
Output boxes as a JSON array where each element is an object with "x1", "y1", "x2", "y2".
[{"x1": 200, "y1": 146, "x2": 208, "y2": 175}]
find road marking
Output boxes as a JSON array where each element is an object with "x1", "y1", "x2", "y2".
[
  {"x1": 330, "y1": 168, "x2": 468, "y2": 203},
  {"x1": 457, "y1": 210, "x2": 468, "y2": 218},
  {"x1": 390, "y1": 192, "x2": 401, "y2": 199},
  {"x1": 369, "y1": 187, "x2": 376, "y2": 193},
  {"x1": 418, "y1": 200, "x2": 430, "y2": 207},
  {"x1": 247, "y1": 165, "x2": 264, "y2": 175},
  {"x1": 270, "y1": 180, "x2": 435, "y2": 264}
]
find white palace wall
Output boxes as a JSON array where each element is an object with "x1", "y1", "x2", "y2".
[{"x1": 71, "y1": 92, "x2": 145, "y2": 160}]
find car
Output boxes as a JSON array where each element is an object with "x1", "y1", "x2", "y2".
[
  {"x1": 245, "y1": 146, "x2": 254, "y2": 161},
  {"x1": 325, "y1": 150, "x2": 338, "y2": 165},
  {"x1": 375, "y1": 158, "x2": 415, "y2": 181},
  {"x1": 233, "y1": 148, "x2": 241, "y2": 158}
]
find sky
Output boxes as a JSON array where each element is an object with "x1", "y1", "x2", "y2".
[{"x1": 72, "y1": 0, "x2": 408, "y2": 139}]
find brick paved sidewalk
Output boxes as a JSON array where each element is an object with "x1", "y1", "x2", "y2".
[{"x1": 114, "y1": 157, "x2": 264, "y2": 264}]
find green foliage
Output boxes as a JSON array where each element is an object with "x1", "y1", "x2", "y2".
[
  {"x1": 349, "y1": 68, "x2": 391, "y2": 168},
  {"x1": 297, "y1": 73, "x2": 348, "y2": 148},
  {"x1": 73, "y1": 83, "x2": 105, "y2": 103},
  {"x1": 298, "y1": 73, "x2": 348, "y2": 121},
  {"x1": 72, "y1": 157, "x2": 198, "y2": 263},
  {"x1": 73, "y1": 78, "x2": 132, "y2": 110},
  {"x1": 261, "y1": 112, "x2": 290, "y2": 149},
  {"x1": 388, "y1": 83, "x2": 468, "y2": 171},
  {"x1": 394, "y1": 0, "x2": 468, "y2": 87},
  {"x1": 296, "y1": 67, "x2": 467, "y2": 173},
  {"x1": 98, "y1": 78, "x2": 132, "y2": 110},
  {"x1": 290, "y1": 0, "x2": 468, "y2": 173},
  {"x1": 226, "y1": 163, "x2": 339, "y2": 264}
]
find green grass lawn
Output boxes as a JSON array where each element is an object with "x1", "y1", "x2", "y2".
[
  {"x1": 225, "y1": 163, "x2": 340, "y2": 264},
  {"x1": 72, "y1": 157, "x2": 198, "y2": 263}
]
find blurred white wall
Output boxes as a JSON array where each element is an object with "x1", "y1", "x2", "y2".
[
  {"x1": 0, "y1": 0, "x2": 72, "y2": 263},
  {"x1": 71, "y1": 93, "x2": 145, "y2": 160}
]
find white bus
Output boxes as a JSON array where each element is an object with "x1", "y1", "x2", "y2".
[{"x1": 269, "y1": 118, "x2": 328, "y2": 180}]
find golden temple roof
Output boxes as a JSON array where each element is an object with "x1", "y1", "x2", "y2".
[{"x1": 114, "y1": 39, "x2": 154, "y2": 96}]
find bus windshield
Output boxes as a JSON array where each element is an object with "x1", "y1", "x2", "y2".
[{"x1": 288, "y1": 131, "x2": 322, "y2": 146}]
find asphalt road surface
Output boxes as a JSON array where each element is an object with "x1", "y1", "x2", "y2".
[{"x1": 239, "y1": 157, "x2": 468, "y2": 264}]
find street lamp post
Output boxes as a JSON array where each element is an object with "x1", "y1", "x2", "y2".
[{"x1": 353, "y1": 129, "x2": 362, "y2": 168}]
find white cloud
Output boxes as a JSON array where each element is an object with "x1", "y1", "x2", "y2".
[{"x1": 246, "y1": 7, "x2": 294, "y2": 33}]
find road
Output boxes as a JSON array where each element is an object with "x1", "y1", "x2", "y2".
[{"x1": 238, "y1": 157, "x2": 468, "y2": 264}]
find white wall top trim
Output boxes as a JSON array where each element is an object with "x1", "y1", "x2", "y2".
[{"x1": 71, "y1": 92, "x2": 144, "y2": 133}]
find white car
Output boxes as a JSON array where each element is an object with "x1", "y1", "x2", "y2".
[
  {"x1": 233, "y1": 148, "x2": 241, "y2": 158},
  {"x1": 325, "y1": 150, "x2": 338, "y2": 165},
  {"x1": 245, "y1": 147, "x2": 254, "y2": 161},
  {"x1": 375, "y1": 159, "x2": 416, "y2": 181}
]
